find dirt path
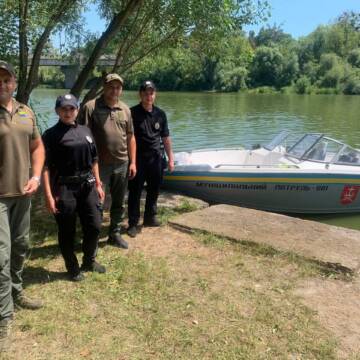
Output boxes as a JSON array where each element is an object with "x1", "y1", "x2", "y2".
[
  {"x1": 294, "y1": 277, "x2": 360, "y2": 358},
  {"x1": 125, "y1": 224, "x2": 360, "y2": 358}
]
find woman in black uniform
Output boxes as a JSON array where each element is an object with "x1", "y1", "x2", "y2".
[{"x1": 42, "y1": 94, "x2": 105, "y2": 281}]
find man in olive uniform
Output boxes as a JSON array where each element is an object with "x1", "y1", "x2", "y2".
[
  {"x1": 0, "y1": 61, "x2": 45, "y2": 351},
  {"x1": 78, "y1": 74, "x2": 136, "y2": 249}
]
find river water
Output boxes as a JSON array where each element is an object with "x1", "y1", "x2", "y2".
[{"x1": 31, "y1": 89, "x2": 360, "y2": 230}]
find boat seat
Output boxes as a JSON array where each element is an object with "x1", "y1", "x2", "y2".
[{"x1": 243, "y1": 150, "x2": 282, "y2": 166}]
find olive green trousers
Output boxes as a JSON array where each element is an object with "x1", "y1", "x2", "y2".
[
  {"x1": 0, "y1": 196, "x2": 30, "y2": 320},
  {"x1": 100, "y1": 161, "x2": 129, "y2": 235}
]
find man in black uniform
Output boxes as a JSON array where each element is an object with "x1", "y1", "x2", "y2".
[
  {"x1": 42, "y1": 95, "x2": 106, "y2": 281},
  {"x1": 127, "y1": 81, "x2": 174, "y2": 237}
]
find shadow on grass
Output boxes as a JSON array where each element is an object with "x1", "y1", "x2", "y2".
[
  {"x1": 28, "y1": 242, "x2": 60, "y2": 261},
  {"x1": 30, "y1": 195, "x2": 57, "y2": 246},
  {"x1": 28, "y1": 237, "x2": 111, "y2": 264},
  {"x1": 23, "y1": 265, "x2": 68, "y2": 288}
]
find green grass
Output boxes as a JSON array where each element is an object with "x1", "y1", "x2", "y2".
[
  {"x1": 158, "y1": 198, "x2": 201, "y2": 225},
  {"x1": 4, "y1": 195, "x2": 342, "y2": 359}
]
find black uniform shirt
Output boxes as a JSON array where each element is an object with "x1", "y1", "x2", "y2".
[
  {"x1": 130, "y1": 104, "x2": 169, "y2": 156},
  {"x1": 42, "y1": 121, "x2": 98, "y2": 178}
]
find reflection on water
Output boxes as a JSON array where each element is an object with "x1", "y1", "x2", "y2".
[
  {"x1": 300, "y1": 213, "x2": 360, "y2": 231},
  {"x1": 31, "y1": 89, "x2": 360, "y2": 230}
]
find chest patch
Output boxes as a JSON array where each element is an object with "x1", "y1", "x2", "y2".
[
  {"x1": 154, "y1": 122, "x2": 160, "y2": 130},
  {"x1": 18, "y1": 111, "x2": 29, "y2": 117}
]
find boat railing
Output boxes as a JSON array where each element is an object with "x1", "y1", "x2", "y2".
[
  {"x1": 190, "y1": 147, "x2": 245, "y2": 153},
  {"x1": 214, "y1": 164, "x2": 299, "y2": 169}
]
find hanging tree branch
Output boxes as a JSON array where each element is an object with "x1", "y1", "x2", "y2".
[
  {"x1": 81, "y1": 2, "x2": 152, "y2": 104},
  {"x1": 71, "y1": 0, "x2": 144, "y2": 98},
  {"x1": 120, "y1": 28, "x2": 179, "y2": 73},
  {"x1": 16, "y1": 0, "x2": 76, "y2": 104}
]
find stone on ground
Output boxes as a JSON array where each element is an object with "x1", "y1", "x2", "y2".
[{"x1": 170, "y1": 204, "x2": 360, "y2": 272}]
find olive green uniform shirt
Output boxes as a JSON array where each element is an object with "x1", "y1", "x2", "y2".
[
  {"x1": 78, "y1": 96, "x2": 134, "y2": 165},
  {"x1": 0, "y1": 99, "x2": 40, "y2": 197}
]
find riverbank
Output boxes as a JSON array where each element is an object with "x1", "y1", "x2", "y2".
[
  {"x1": 36, "y1": 83, "x2": 349, "y2": 95},
  {"x1": 4, "y1": 193, "x2": 360, "y2": 359}
]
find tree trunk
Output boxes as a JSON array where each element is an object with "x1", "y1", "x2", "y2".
[
  {"x1": 16, "y1": 0, "x2": 75, "y2": 104},
  {"x1": 71, "y1": 0, "x2": 143, "y2": 98},
  {"x1": 81, "y1": 77, "x2": 103, "y2": 105},
  {"x1": 17, "y1": 0, "x2": 29, "y2": 103}
]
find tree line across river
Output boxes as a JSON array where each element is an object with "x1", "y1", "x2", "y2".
[
  {"x1": 39, "y1": 12, "x2": 360, "y2": 95},
  {"x1": 1, "y1": 1, "x2": 360, "y2": 97}
]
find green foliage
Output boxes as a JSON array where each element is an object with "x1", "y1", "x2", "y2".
[
  {"x1": 249, "y1": 46, "x2": 298, "y2": 88},
  {"x1": 280, "y1": 52, "x2": 299, "y2": 86},
  {"x1": 320, "y1": 66, "x2": 344, "y2": 88},
  {"x1": 38, "y1": 67, "x2": 65, "y2": 88},
  {"x1": 294, "y1": 76, "x2": 312, "y2": 94},
  {"x1": 348, "y1": 48, "x2": 360, "y2": 68},
  {"x1": 298, "y1": 26, "x2": 330, "y2": 64},
  {"x1": 0, "y1": 1, "x2": 18, "y2": 63},
  {"x1": 302, "y1": 61, "x2": 319, "y2": 84},
  {"x1": 337, "y1": 11, "x2": 360, "y2": 31},
  {"x1": 318, "y1": 53, "x2": 341, "y2": 74},
  {"x1": 342, "y1": 73, "x2": 360, "y2": 94},
  {"x1": 253, "y1": 24, "x2": 294, "y2": 48},
  {"x1": 97, "y1": 11, "x2": 360, "y2": 95},
  {"x1": 124, "y1": 30, "x2": 254, "y2": 92},
  {"x1": 250, "y1": 46, "x2": 283, "y2": 87},
  {"x1": 3, "y1": 0, "x2": 86, "y2": 57},
  {"x1": 217, "y1": 65, "x2": 248, "y2": 91},
  {"x1": 4, "y1": 1, "x2": 360, "y2": 96}
]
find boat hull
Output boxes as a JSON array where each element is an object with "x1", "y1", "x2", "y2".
[{"x1": 163, "y1": 171, "x2": 360, "y2": 214}]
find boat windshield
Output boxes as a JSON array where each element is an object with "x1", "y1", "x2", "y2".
[
  {"x1": 264, "y1": 132, "x2": 360, "y2": 165},
  {"x1": 286, "y1": 134, "x2": 360, "y2": 164},
  {"x1": 301, "y1": 137, "x2": 343, "y2": 162},
  {"x1": 334, "y1": 145, "x2": 360, "y2": 166},
  {"x1": 287, "y1": 134, "x2": 323, "y2": 159},
  {"x1": 264, "y1": 131, "x2": 292, "y2": 151}
]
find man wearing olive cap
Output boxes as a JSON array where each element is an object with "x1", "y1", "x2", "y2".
[
  {"x1": 0, "y1": 60, "x2": 45, "y2": 351},
  {"x1": 78, "y1": 73, "x2": 136, "y2": 249}
]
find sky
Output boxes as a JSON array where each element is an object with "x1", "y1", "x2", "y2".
[
  {"x1": 82, "y1": 0, "x2": 360, "y2": 40},
  {"x1": 243, "y1": 0, "x2": 360, "y2": 38}
]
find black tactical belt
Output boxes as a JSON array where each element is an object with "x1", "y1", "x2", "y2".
[{"x1": 58, "y1": 172, "x2": 93, "y2": 184}]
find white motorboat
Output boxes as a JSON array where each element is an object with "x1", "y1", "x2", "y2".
[{"x1": 163, "y1": 131, "x2": 360, "y2": 213}]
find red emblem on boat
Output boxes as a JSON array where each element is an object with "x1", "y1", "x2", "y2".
[{"x1": 340, "y1": 185, "x2": 360, "y2": 205}]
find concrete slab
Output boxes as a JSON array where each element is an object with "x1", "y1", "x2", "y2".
[{"x1": 169, "y1": 204, "x2": 360, "y2": 272}]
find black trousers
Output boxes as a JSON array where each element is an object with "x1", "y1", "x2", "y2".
[
  {"x1": 128, "y1": 153, "x2": 163, "y2": 226},
  {"x1": 54, "y1": 182, "x2": 101, "y2": 275}
]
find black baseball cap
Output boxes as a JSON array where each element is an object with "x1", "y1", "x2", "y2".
[
  {"x1": 139, "y1": 80, "x2": 156, "y2": 91},
  {"x1": 0, "y1": 60, "x2": 16, "y2": 78},
  {"x1": 55, "y1": 94, "x2": 79, "y2": 109}
]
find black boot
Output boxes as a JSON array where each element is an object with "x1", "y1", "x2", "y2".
[
  {"x1": 107, "y1": 232, "x2": 129, "y2": 249},
  {"x1": 143, "y1": 216, "x2": 161, "y2": 227},
  {"x1": 127, "y1": 225, "x2": 140, "y2": 238},
  {"x1": 80, "y1": 261, "x2": 106, "y2": 273}
]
